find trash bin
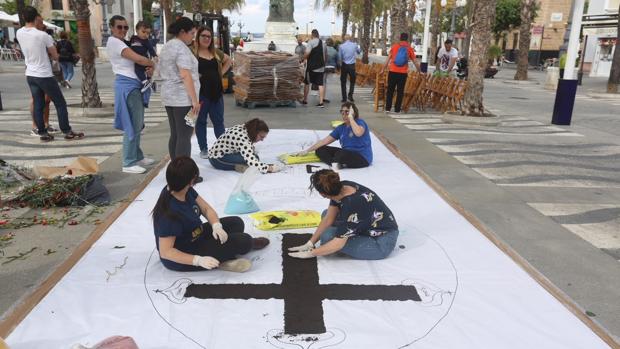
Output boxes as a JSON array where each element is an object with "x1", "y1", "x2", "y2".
[
  {"x1": 545, "y1": 67, "x2": 560, "y2": 90},
  {"x1": 551, "y1": 78, "x2": 578, "y2": 125}
]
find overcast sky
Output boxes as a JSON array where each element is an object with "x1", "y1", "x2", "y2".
[{"x1": 224, "y1": 0, "x2": 343, "y2": 35}]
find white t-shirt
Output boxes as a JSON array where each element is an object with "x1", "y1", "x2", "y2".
[
  {"x1": 16, "y1": 27, "x2": 54, "y2": 78},
  {"x1": 437, "y1": 47, "x2": 459, "y2": 72},
  {"x1": 106, "y1": 36, "x2": 138, "y2": 80}
]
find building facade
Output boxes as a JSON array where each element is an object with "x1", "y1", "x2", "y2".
[
  {"x1": 583, "y1": 0, "x2": 619, "y2": 77},
  {"x1": 503, "y1": 0, "x2": 573, "y2": 65},
  {"x1": 38, "y1": 0, "x2": 136, "y2": 46}
]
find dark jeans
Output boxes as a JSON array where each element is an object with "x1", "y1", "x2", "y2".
[
  {"x1": 26, "y1": 76, "x2": 71, "y2": 134},
  {"x1": 161, "y1": 216, "x2": 252, "y2": 271},
  {"x1": 385, "y1": 71, "x2": 408, "y2": 112},
  {"x1": 209, "y1": 153, "x2": 247, "y2": 171},
  {"x1": 165, "y1": 106, "x2": 194, "y2": 160},
  {"x1": 340, "y1": 63, "x2": 356, "y2": 100},
  {"x1": 196, "y1": 95, "x2": 225, "y2": 152},
  {"x1": 316, "y1": 145, "x2": 369, "y2": 169}
]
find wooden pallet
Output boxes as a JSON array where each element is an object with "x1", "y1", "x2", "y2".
[{"x1": 235, "y1": 99, "x2": 297, "y2": 109}]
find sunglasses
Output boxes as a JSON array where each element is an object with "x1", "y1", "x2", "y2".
[
  {"x1": 340, "y1": 109, "x2": 351, "y2": 114},
  {"x1": 116, "y1": 25, "x2": 129, "y2": 30},
  {"x1": 200, "y1": 34, "x2": 212, "y2": 39}
]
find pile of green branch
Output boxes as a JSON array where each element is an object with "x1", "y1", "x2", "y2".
[{"x1": 5, "y1": 175, "x2": 92, "y2": 208}]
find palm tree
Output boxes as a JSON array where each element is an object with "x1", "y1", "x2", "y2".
[
  {"x1": 429, "y1": 0, "x2": 442, "y2": 65},
  {"x1": 380, "y1": 9, "x2": 388, "y2": 54},
  {"x1": 463, "y1": 0, "x2": 496, "y2": 116},
  {"x1": 361, "y1": 0, "x2": 373, "y2": 63},
  {"x1": 514, "y1": 0, "x2": 536, "y2": 80},
  {"x1": 607, "y1": 2, "x2": 620, "y2": 93},
  {"x1": 70, "y1": 0, "x2": 102, "y2": 108}
]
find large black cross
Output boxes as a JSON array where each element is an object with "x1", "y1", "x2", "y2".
[{"x1": 184, "y1": 233, "x2": 421, "y2": 334}]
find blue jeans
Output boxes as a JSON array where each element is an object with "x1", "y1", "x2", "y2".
[
  {"x1": 26, "y1": 76, "x2": 71, "y2": 134},
  {"x1": 196, "y1": 95, "x2": 225, "y2": 151},
  {"x1": 122, "y1": 89, "x2": 145, "y2": 167},
  {"x1": 319, "y1": 211, "x2": 398, "y2": 260},
  {"x1": 209, "y1": 153, "x2": 247, "y2": 171},
  {"x1": 59, "y1": 61, "x2": 74, "y2": 81}
]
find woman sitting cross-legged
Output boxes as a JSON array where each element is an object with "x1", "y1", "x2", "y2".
[
  {"x1": 294, "y1": 102, "x2": 372, "y2": 170},
  {"x1": 152, "y1": 156, "x2": 269, "y2": 272},
  {"x1": 288, "y1": 169, "x2": 399, "y2": 260},
  {"x1": 208, "y1": 118, "x2": 282, "y2": 173}
]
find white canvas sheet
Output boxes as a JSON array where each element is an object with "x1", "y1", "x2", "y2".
[{"x1": 6, "y1": 129, "x2": 610, "y2": 349}]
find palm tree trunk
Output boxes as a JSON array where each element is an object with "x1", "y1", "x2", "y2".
[
  {"x1": 514, "y1": 0, "x2": 535, "y2": 80},
  {"x1": 351, "y1": 23, "x2": 357, "y2": 40},
  {"x1": 607, "y1": 3, "x2": 620, "y2": 93},
  {"x1": 462, "y1": 1, "x2": 473, "y2": 58},
  {"x1": 463, "y1": 0, "x2": 496, "y2": 116},
  {"x1": 390, "y1": 4, "x2": 399, "y2": 43},
  {"x1": 398, "y1": 0, "x2": 408, "y2": 38},
  {"x1": 363, "y1": 0, "x2": 373, "y2": 64},
  {"x1": 71, "y1": 0, "x2": 102, "y2": 108},
  {"x1": 342, "y1": 0, "x2": 351, "y2": 38},
  {"x1": 381, "y1": 10, "x2": 388, "y2": 55},
  {"x1": 430, "y1": 0, "x2": 441, "y2": 65}
]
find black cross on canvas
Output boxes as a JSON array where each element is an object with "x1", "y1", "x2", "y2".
[{"x1": 183, "y1": 233, "x2": 421, "y2": 334}]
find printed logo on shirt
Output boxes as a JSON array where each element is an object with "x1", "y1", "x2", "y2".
[
  {"x1": 193, "y1": 205, "x2": 201, "y2": 217},
  {"x1": 347, "y1": 213, "x2": 360, "y2": 224},
  {"x1": 369, "y1": 229, "x2": 385, "y2": 237},
  {"x1": 342, "y1": 228, "x2": 356, "y2": 238},
  {"x1": 371, "y1": 211, "x2": 384, "y2": 227},
  {"x1": 191, "y1": 225, "x2": 203, "y2": 242},
  {"x1": 361, "y1": 192, "x2": 374, "y2": 202}
]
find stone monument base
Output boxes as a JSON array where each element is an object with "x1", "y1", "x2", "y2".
[{"x1": 242, "y1": 21, "x2": 298, "y2": 54}]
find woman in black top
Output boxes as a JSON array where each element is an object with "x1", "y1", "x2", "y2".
[
  {"x1": 194, "y1": 26, "x2": 231, "y2": 159},
  {"x1": 288, "y1": 169, "x2": 399, "y2": 260},
  {"x1": 56, "y1": 31, "x2": 76, "y2": 87}
]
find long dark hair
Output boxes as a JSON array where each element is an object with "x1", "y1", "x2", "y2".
[
  {"x1": 310, "y1": 169, "x2": 342, "y2": 197},
  {"x1": 152, "y1": 157, "x2": 199, "y2": 223},
  {"x1": 245, "y1": 118, "x2": 269, "y2": 143},
  {"x1": 168, "y1": 17, "x2": 195, "y2": 37}
]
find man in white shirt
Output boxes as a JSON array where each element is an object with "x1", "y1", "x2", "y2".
[
  {"x1": 436, "y1": 39, "x2": 459, "y2": 76},
  {"x1": 16, "y1": 6, "x2": 83, "y2": 142}
]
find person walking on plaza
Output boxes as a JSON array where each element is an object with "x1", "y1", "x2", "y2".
[
  {"x1": 338, "y1": 34, "x2": 360, "y2": 102},
  {"x1": 106, "y1": 15, "x2": 155, "y2": 174},
  {"x1": 159, "y1": 18, "x2": 200, "y2": 169},
  {"x1": 382, "y1": 32, "x2": 420, "y2": 114},
  {"x1": 435, "y1": 39, "x2": 459, "y2": 77},
  {"x1": 302, "y1": 29, "x2": 327, "y2": 108},
  {"x1": 56, "y1": 31, "x2": 76, "y2": 88},
  {"x1": 194, "y1": 26, "x2": 231, "y2": 159},
  {"x1": 16, "y1": 6, "x2": 84, "y2": 142}
]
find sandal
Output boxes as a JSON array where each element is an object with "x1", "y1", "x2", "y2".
[
  {"x1": 64, "y1": 131, "x2": 85, "y2": 140},
  {"x1": 40, "y1": 133, "x2": 54, "y2": 142}
]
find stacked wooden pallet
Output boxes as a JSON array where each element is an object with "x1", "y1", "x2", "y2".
[{"x1": 233, "y1": 51, "x2": 302, "y2": 105}]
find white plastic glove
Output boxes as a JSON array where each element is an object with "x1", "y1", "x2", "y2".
[
  {"x1": 192, "y1": 255, "x2": 220, "y2": 269},
  {"x1": 269, "y1": 163, "x2": 285, "y2": 173},
  {"x1": 291, "y1": 150, "x2": 309, "y2": 157},
  {"x1": 288, "y1": 250, "x2": 315, "y2": 259},
  {"x1": 211, "y1": 222, "x2": 228, "y2": 244},
  {"x1": 288, "y1": 240, "x2": 314, "y2": 252}
]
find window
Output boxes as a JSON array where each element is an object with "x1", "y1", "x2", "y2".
[
  {"x1": 606, "y1": 0, "x2": 620, "y2": 11},
  {"x1": 51, "y1": 0, "x2": 63, "y2": 10}
]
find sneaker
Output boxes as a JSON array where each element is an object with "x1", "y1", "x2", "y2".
[
  {"x1": 219, "y1": 258, "x2": 252, "y2": 273},
  {"x1": 139, "y1": 157, "x2": 155, "y2": 166},
  {"x1": 323, "y1": 99, "x2": 330, "y2": 103},
  {"x1": 141, "y1": 79, "x2": 153, "y2": 93},
  {"x1": 234, "y1": 164, "x2": 249, "y2": 173},
  {"x1": 40, "y1": 133, "x2": 54, "y2": 142},
  {"x1": 200, "y1": 150, "x2": 209, "y2": 159},
  {"x1": 64, "y1": 131, "x2": 84, "y2": 140},
  {"x1": 30, "y1": 129, "x2": 39, "y2": 137},
  {"x1": 184, "y1": 112, "x2": 196, "y2": 128},
  {"x1": 252, "y1": 237, "x2": 270, "y2": 250},
  {"x1": 348, "y1": 96, "x2": 355, "y2": 102},
  {"x1": 65, "y1": 81, "x2": 72, "y2": 89},
  {"x1": 122, "y1": 165, "x2": 146, "y2": 174},
  {"x1": 316, "y1": 103, "x2": 325, "y2": 108}
]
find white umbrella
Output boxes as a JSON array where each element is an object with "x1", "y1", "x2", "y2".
[
  {"x1": 0, "y1": 10, "x2": 18, "y2": 27},
  {"x1": 7, "y1": 13, "x2": 63, "y2": 32}
]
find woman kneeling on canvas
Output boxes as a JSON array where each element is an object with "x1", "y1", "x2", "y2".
[
  {"x1": 208, "y1": 118, "x2": 282, "y2": 173},
  {"x1": 152, "y1": 157, "x2": 269, "y2": 272},
  {"x1": 293, "y1": 102, "x2": 372, "y2": 170},
  {"x1": 288, "y1": 169, "x2": 398, "y2": 260}
]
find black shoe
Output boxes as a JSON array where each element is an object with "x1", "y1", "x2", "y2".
[
  {"x1": 40, "y1": 133, "x2": 54, "y2": 142},
  {"x1": 194, "y1": 176, "x2": 203, "y2": 184},
  {"x1": 341, "y1": 99, "x2": 347, "y2": 102},
  {"x1": 348, "y1": 96, "x2": 355, "y2": 102},
  {"x1": 316, "y1": 103, "x2": 325, "y2": 108},
  {"x1": 323, "y1": 99, "x2": 330, "y2": 103}
]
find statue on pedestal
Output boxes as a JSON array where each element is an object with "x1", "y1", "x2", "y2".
[{"x1": 267, "y1": 0, "x2": 295, "y2": 23}]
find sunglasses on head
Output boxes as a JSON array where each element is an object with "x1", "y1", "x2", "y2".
[{"x1": 116, "y1": 25, "x2": 129, "y2": 30}]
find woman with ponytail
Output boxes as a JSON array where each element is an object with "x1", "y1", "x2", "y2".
[
  {"x1": 152, "y1": 157, "x2": 269, "y2": 272},
  {"x1": 288, "y1": 169, "x2": 399, "y2": 260},
  {"x1": 208, "y1": 118, "x2": 282, "y2": 173}
]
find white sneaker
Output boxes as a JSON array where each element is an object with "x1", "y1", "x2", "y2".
[
  {"x1": 200, "y1": 150, "x2": 209, "y2": 159},
  {"x1": 122, "y1": 165, "x2": 146, "y2": 174},
  {"x1": 331, "y1": 162, "x2": 340, "y2": 172},
  {"x1": 139, "y1": 157, "x2": 156, "y2": 166}
]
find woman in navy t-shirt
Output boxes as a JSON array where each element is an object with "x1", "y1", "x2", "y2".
[
  {"x1": 294, "y1": 102, "x2": 372, "y2": 169},
  {"x1": 151, "y1": 157, "x2": 269, "y2": 272},
  {"x1": 288, "y1": 169, "x2": 399, "y2": 260}
]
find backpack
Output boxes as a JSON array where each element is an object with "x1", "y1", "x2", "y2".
[
  {"x1": 58, "y1": 41, "x2": 71, "y2": 60},
  {"x1": 393, "y1": 45, "x2": 408, "y2": 67}
]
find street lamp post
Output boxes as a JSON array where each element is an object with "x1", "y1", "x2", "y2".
[
  {"x1": 100, "y1": 0, "x2": 110, "y2": 46},
  {"x1": 419, "y1": 0, "x2": 432, "y2": 72},
  {"x1": 449, "y1": 0, "x2": 466, "y2": 39}
]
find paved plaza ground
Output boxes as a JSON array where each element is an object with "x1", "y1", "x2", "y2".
[{"x1": 0, "y1": 59, "x2": 619, "y2": 343}]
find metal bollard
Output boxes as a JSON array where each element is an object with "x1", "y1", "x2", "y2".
[{"x1": 0, "y1": 91, "x2": 3, "y2": 111}]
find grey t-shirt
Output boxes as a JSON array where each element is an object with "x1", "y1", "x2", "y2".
[
  {"x1": 159, "y1": 38, "x2": 200, "y2": 107},
  {"x1": 307, "y1": 38, "x2": 325, "y2": 73}
]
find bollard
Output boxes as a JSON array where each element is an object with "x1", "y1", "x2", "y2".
[
  {"x1": 0, "y1": 91, "x2": 3, "y2": 111},
  {"x1": 420, "y1": 62, "x2": 428, "y2": 73},
  {"x1": 551, "y1": 79, "x2": 578, "y2": 125},
  {"x1": 544, "y1": 67, "x2": 560, "y2": 90}
]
